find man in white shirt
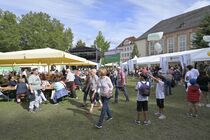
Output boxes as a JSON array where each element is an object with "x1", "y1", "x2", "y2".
[{"x1": 66, "y1": 69, "x2": 76, "y2": 98}]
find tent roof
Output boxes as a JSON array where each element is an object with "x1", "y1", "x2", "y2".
[
  {"x1": 0, "y1": 48, "x2": 87, "y2": 65},
  {"x1": 136, "y1": 48, "x2": 209, "y2": 65}
]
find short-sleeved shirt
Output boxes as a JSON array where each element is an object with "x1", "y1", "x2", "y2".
[
  {"x1": 156, "y1": 80, "x2": 165, "y2": 99},
  {"x1": 53, "y1": 82, "x2": 65, "y2": 91},
  {"x1": 28, "y1": 75, "x2": 42, "y2": 90},
  {"x1": 135, "y1": 81, "x2": 149, "y2": 101}
]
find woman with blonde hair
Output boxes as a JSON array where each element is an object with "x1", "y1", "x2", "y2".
[{"x1": 95, "y1": 68, "x2": 113, "y2": 129}]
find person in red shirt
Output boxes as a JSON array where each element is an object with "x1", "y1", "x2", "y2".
[{"x1": 186, "y1": 79, "x2": 201, "y2": 117}]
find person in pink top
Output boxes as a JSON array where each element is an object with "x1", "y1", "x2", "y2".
[{"x1": 114, "y1": 67, "x2": 129, "y2": 103}]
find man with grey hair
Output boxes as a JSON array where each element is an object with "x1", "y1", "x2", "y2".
[{"x1": 28, "y1": 68, "x2": 42, "y2": 112}]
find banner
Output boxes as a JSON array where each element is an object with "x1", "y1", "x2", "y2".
[
  {"x1": 104, "y1": 53, "x2": 120, "y2": 63},
  {"x1": 160, "y1": 57, "x2": 168, "y2": 74},
  {"x1": 179, "y1": 54, "x2": 191, "y2": 69}
]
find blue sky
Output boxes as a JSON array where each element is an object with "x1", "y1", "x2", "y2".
[{"x1": 0, "y1": 0, "x2": 210, "y2": 49}]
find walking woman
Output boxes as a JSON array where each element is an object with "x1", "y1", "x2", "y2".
[{"x1": 95, "y1": 68, "x2": 113, "y2": 129}]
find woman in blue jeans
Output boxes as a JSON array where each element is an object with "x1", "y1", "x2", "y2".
[{"x1": 95, "y1": 68, "x2": 113, "y2": 129}]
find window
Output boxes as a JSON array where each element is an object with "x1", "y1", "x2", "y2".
[
  {"x1": 158, "y1": 39, "x2": 164, "y2": 54},
  {"x1": 190, "y1": 32, "x2": 196, "y2": 48},
  {"x1": 178, "y1": 34, "x2": 186, "y2": 51},
  {"x1": 167, "y1": 37, "x2": 174, "y2": 53},
  {"x1": 149, "y1": 42, "x2": 155, "y2": 55}
]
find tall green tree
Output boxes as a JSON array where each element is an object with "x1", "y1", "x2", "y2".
[
  {"x1": 64, "y1": 28, "x2": 73, "y2": 50},
  {"x1": 131, "y1": 43, "x2": 139, "y2": 58},
  {"x1": 0, "y1": 9, "x2": 20, "y2": 52},
  {"x1": 92, "y1": 31, "x2": 110, "y2": 55},
  {"x1": 75, "y1": 39, "x2": 86, "y2": 48},
  {"x1": 193, "y1": 14, "x2": 210, "y2": 48},
  {"x1": 19, "y1": 12, "x2": 73, "y2": 51}
]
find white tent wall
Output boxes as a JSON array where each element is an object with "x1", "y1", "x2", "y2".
[
  {"x1": 136, "y1": 48, "x2": 210, "y2": 66},
  {"x1": 191, "y1": 48, "x2": 210, "y2": 62}
]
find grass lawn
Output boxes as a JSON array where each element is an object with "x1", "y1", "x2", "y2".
[{"x1": 0, "y1": 77, "x2": 210, "y2": 140}]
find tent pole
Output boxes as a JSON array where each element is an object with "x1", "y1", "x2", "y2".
[{"x1": 48, "y1": 64, "x2": 50, "y2": 73}]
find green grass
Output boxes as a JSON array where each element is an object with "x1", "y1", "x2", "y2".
[{"x1": 1, "y1": 77, "x2": 210, "y2": 140}]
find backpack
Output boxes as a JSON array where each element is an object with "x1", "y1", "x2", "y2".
[{"x1": 139, "y1": 81, "x2": 150, "y2": 96}]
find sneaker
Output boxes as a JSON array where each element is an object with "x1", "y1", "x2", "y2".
[
  {"x1": 158, "y1": 114, "x2": 166, "y2": 119},
  {"x1": 193, "y1": 114, "x2": 198, "y2": 117},
  {"x1": 95, "y1": 124, "x2": 102, "y2": 129},
  {"x1": 89, "y1": 109, "x2": 93, "y2": 114},
  {"x1": 187, "y1": 113, "x2": 193, "y2": 117},
  {"x1": 135, "y1": 120, "x2": 141, "y2": 125},
  {"x1": 106, "y1": 117, "x2": 113, "y2": 122},
  {"x1": 44, "y1": 100, "x2": 49, "y2": 104},
  {"x1": 206, "y1": 104, "x2": 210, "y2": 108},
  {"x1": 154, "y1": 112, "x2": 161, "y2": 116},
  {"x1": 143, "y1": 120, "x2": 151, "y2": 125},
  {"x1": 34, "y1": 108, "x2": 41, "y2": 112},
  {"x1": 29, "y1": 109, "x2": 35, "y2": 113},
  {"x1": 198, "y1": 103, "x2": 204, "y2": 107}
]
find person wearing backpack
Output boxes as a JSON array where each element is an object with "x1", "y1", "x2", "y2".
[
  {"x1": 149, "y1": 74, "x2": 166, "y2": 119},
  {"x1": 95, "y1": 68, "x2": 113, "y2": 129},
  {"x1": 135, "y1": 73, "x2": 151, "y2": 125}
]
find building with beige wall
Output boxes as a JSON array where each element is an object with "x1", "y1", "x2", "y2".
[
  {"x1": 116, "y1": 36, "x2": 136, "y2": 62},
  {"x1": 135, "y1": 5, "x2": 210, "y2": 56},
  {"x1": 135, "y1": 39, "x2": 147, "y2": 57}
]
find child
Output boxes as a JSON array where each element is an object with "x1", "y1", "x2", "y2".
[
  {"x1": 135, "y1": 73, "x2": 151, "y2": 125},
  {"x1": 149, "y1": 74, "x2": 166, "y2": 119},
  {"x1": 15, "y1": 78, "x2": 29, "y2": 103},
  {"x1": 186, "y1": 79, "x2": 201, "y2": 117}
]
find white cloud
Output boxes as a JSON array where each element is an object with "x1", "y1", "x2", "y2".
[
  {"x1": 1, "y1": 0, "x2": 210, "y2": 49},
  {"x1": 184, "y1": 0, "x2": 210, "y2": 12}
]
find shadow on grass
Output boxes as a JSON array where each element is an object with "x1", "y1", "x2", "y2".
[
  {"x1": 20, "y1": 101, "x2": 29, "y2": 110},
  {"x1": 67, "y1": 107, "x2": 98, "y2": 124},
  {"x1": 68, "y1": 98, "x2": 83, "y2": 108}
]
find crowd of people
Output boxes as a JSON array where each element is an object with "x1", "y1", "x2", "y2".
[{"x1": 0, "y1": 62, "x2": 210, "y2": 129}]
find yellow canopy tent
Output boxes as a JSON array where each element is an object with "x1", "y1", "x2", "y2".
[
  {"x1": 66, "y1": 60, "x2": 97, "y2": 66},
  {"x1": 0, "y1": 48, "x2": 87, "y2": 65}
]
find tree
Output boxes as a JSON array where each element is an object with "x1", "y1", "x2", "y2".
[
  {"x1": 131, "y1": 43, "x2": 139, "y2": 58},
  {"x1": 64, "y1": 28, "x2": 73, "y2": 50},
  {"x1": 75, "y1": 39, "x2": 86, "y2": 48},
  {"x1": 19, "y1": 12, "x2": 73, "y2": 51},
  {"x1": 0, "y1": 9, "x2": 20, "y2": 52},
  {"x1": 193, "y1": 14, "x2": 210, "y2": 48},
  {"x1": 92, "y1": 31, "x2": 110, "y2": 55}
]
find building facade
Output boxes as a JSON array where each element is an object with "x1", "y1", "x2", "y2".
[
  {"x1": 135, "y1": 5, "x2": 210, "y2": 56},
  {"x1": 116, "y1": 36, "x2": 136, "y2": 62}
]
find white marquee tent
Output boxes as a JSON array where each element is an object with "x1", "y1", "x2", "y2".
[{"x1": 136, "y1": 48, "x2": 210, "y2": 65}]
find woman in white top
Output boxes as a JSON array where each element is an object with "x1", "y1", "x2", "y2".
[{"x1": 95, "y1": 68, "x2": 113, "y2": 129}]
